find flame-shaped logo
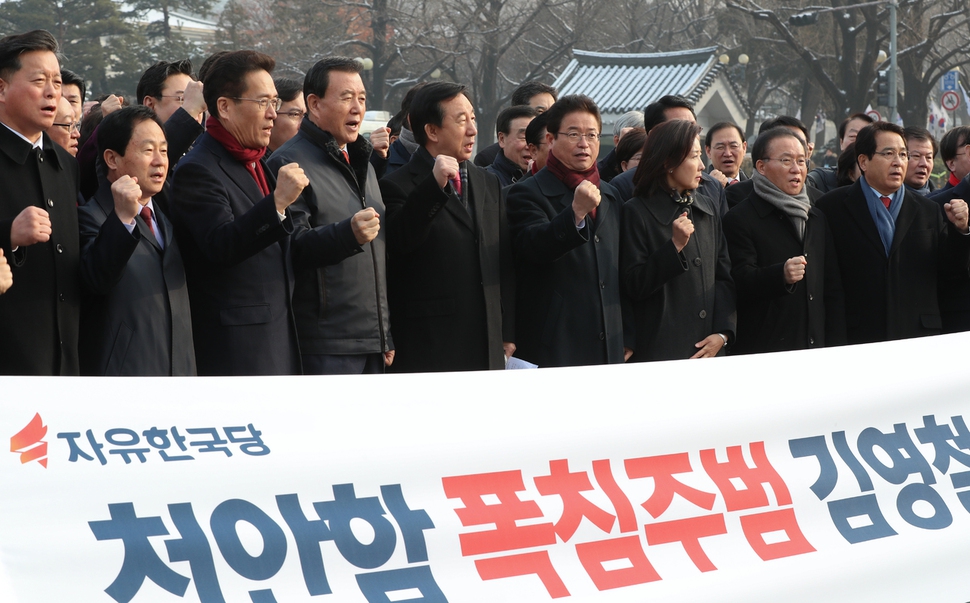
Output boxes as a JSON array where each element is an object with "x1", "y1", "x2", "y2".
[{"x1": 10, "y1": 413, "x2": 48, "y2": 468}]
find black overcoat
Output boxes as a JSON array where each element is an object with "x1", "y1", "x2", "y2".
[
  {"x1": 0, "y1": 128, "x2": 79, "y2": 375},
  {"x1": 507, "y1": 168, "x2": 631, "y2": 367},
  {"x1": 379, "y1": 147, "x2": 513, "y2": 372},
  {"x1": 816, "y1": 180, "x2": 970, "y2": 344},
  {"x1": 620, "y1": 190, "x2": 736, "y2": 362},
  {"x1": 170, "y1": 132, "x2": 300, "y2": 375},
  {"x1": 722, "y1": 191, "x2": 846, "y2": 354}
]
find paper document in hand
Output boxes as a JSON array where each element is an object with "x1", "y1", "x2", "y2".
[{"x1": 505, "y1": 356, "x2": 538, "y2": 369}]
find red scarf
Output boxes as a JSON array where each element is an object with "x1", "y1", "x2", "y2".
[
  {"x1": 950, "y1": 171, "x2": 962, "y2": 188},
  {"x1": 545, "y1": 150, "x2": 601, "y2": 218},
  {"x1": 545, "y1": 150, "x2": 601, "y2": 190},
  {"x1": 206, "y1": 115, "x2": 270, "y2": 196}
]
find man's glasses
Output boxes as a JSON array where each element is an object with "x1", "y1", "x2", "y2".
[
  {"x1": 556, "y1": 131, "x2": 601, "y2": 143},
  {"x1": 232, "y1": 97, "x2": 284, "y2": 111},
  {"x1": 53, "y1": 121, "x2": 81, "y2": 132}
]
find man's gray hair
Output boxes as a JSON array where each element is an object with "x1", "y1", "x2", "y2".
[{"x1": 613, "y1": 110, "x2": 645, "y2": 138}]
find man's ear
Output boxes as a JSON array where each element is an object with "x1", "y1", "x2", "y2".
[
  {"x1": 143, "y1": 96, "x2": 156, "y2": 111},
  {"x1": 425, "y1": 123, "x2": 438, "y2": 144},
  {"x1": 497, "y1": 131, "x2": 507, "y2": 149},
  {"x1": 103, "y1": 148, "x2": 121, "y2": 171}
]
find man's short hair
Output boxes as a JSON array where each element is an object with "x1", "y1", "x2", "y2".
[
  {"x1": 409, "y1": 81, "x2": 469, "y2": 146},
  {"x1": 855, "y1": 122, "x2": 905, "y2": 159},
  {"x1": 751, "y1": 127, "x2": 803, "y2": 162},
  {"x1": 97, "y1": 105, "x2": 165, "y2": 157},
  {"x1": 525, "y1": 112, "x2": 549, "y2": 146},
  {"x1": 136, "y1": 60, "x2": 193, "y2": 105},
  {"x1": 643, "y1": 95, "x2": 695, "y2": 133},
  {"x1": 705, "y1": 122, "x2": 746, "y2": 148},
  {"x1": 0, "y1": 30, "x2": 58, "y2": 81},
  {"x1": 202, "y1": 51, "x2": 276, "y2": 119},
  {"x1": 274, "y1": 77, "x2": 303, "y2": 103},
  {"x1": 758, "y1": 115, "x2": 809, "y2": 140},
  {"x1": 544, "y1": 95, "x2": 602, "y2": 138},
  {"x1": 60, "y1": 68, "x2": 85, "y2": 104},
  {"x1": 903, "y1": 126, "x2": 938, "y2": 157},
  {"x1": 838, "y1": 112, "x2": 875, "y2": 141},
  {"x1": 198, "y1": 51, "x2": 230, "y2": 83},
  {"x1": 510, "y1": 81, "x2": 557, "y2": 106},
  {"x1": 939, "y1": 126, "x2": 970, "y2": 163},
  {"x1": 386, "y1": 112, "x2": 404, "y2": 137},
  {"x1": 613, "y1": 110, "x2": 644, "y2": 138},
  {"x1": 496, "y1": 105, "x2": 537, "y2": 136},
  {"x1": 303, "y1": 57, "x2": 361, "y2": 102}
]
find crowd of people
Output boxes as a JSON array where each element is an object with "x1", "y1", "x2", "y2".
[{"x1": 2, "y1": 29, "x2": 969, "y2": 376}]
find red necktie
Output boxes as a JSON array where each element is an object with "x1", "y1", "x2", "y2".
[
  {"x1": 450, "y1": 177, "x2": 461, "y2": 196},
  {"x1": 880, "y1": 195, "x2": 891, "y2": 209},
  {"x1": 140, "y1": 206, "x2": 156, "y2": 238},
  {"x1": 341, "y1": 148, "x2": 350, "y2": 164}
]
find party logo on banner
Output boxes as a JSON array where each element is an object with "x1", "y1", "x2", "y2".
[{"x1": 10, "y1": 412, "x2": 47, "y2": 468}]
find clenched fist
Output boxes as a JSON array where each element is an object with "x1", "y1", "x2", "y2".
[
  {"x1": 370, "y1": 127, "x2": 391, "y2": 159},
  {"x1": 10, "y1": 206, "x2": 51, "y2": 247},
  {"x1": 111, "y1": 175, "x2": 144, "y2": 225},
  {"x1": 274, "y1": 163, "x2": 310, "y2": 213},
  {"x1": 352, "y1": 207, "x2": 381, "y2": 245},
  {"x1": 182, "y1": 80, "x2": 206, "y2": 122},
  {"x1": 0, "y1": 249, "x2": 12, "y2": 295},
  {"x1": 572, "y1": 180, "x2": 601, "y2": 225},
  {"x1": 432, "y1": 155, "x2": 460, "y2": 190},
  {"x1": 944, "y1": 198, "x2": 969, "y2": 234},
  {"x1": 101, "y1": 94, "x2": 123, "y2": 117},
  {"x1": 784, "y1": 256, "x2": 807, "y2": 285},
  {"x1": 672, "y1": 211, "x2": 694, "y2": 252}
]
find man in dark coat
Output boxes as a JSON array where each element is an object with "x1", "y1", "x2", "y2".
[
  {"x1": 929, "y1": 164, "x2": 970, "y2": 332},
  {"x1": 817, "y1": 122, "x2": 970, "y2": 345},
  {"x1": 170, "y1": 51, "x2": 310, "y2": 375},
  {"x1": 722, "y1": 127, "x2": 845, "y2": 354},
  {"x1": 379, "y1": 82, "x2": 515, "y2": 372},
  {"x1": 0, "y1": 30, "x2": 80, "y2": 375},
  {"x1": 507, "y1": 94, "x2": 632, "y2": 367},
  {"x1": 267, "y1": 57, "x2": 394, "y2": 374},
  {"x1": 725, "y1": 116, "x2": 821, "y2": 209},
  {"x1": 78, "y1": 106, "x2": 195, "y2": 375}
]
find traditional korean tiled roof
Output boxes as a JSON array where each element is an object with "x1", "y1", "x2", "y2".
[{"x1": 553, "y1": 47, "x2": 723, "y2": 114}]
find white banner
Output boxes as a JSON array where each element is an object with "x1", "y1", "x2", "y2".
[{"x1": 3, "y1": 334, "x2": 970, "y2": 603}]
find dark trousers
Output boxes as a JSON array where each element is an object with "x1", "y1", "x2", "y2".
[{"x1": 302, "y1": 353, "x2": 385, "y2": 375}]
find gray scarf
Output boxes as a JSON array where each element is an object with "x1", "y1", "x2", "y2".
[
  {"x1": 399, "y1": 127, "x2": 420, "y2": 154},
  {"x1": 752, "y1": 171, "x2": 811, "y2": 241}
]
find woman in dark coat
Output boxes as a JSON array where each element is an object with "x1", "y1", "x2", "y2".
[
  {"x1": 721, "y1": 127, "x2": 846, "y2": 354},
  {"x1": 620, "y1": 119, "x2": 736, "y2": 361}
]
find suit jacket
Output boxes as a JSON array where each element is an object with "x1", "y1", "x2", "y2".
[
  {"x1": 816, "y1": 180, "x2": 970, "y2": 344},
  {"x1": 0, "y1": 127, "x2": 80, "y2": 375},
  {"x1": 722, "y1": 191, "x2": 846, "y2": 354},
  {"x1": 170, "y1": 132, "x2": 300, "y2": 375},
  {"x1": 507, "y1": 168, "x2": 631, "y2": 367},
  {"x1": 620, "y1": 190, "x2": 735, "y2": 362},
  {"x1": 379, "y1": 147, "x2": 514, "y2": 372},
  {"x1": 78, "y1": 184, "x2": 196, "y2": 375}
]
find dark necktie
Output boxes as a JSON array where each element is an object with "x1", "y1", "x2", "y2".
[{"x1": 140, "y1": 206, "x2": 156, "y2": 238}]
